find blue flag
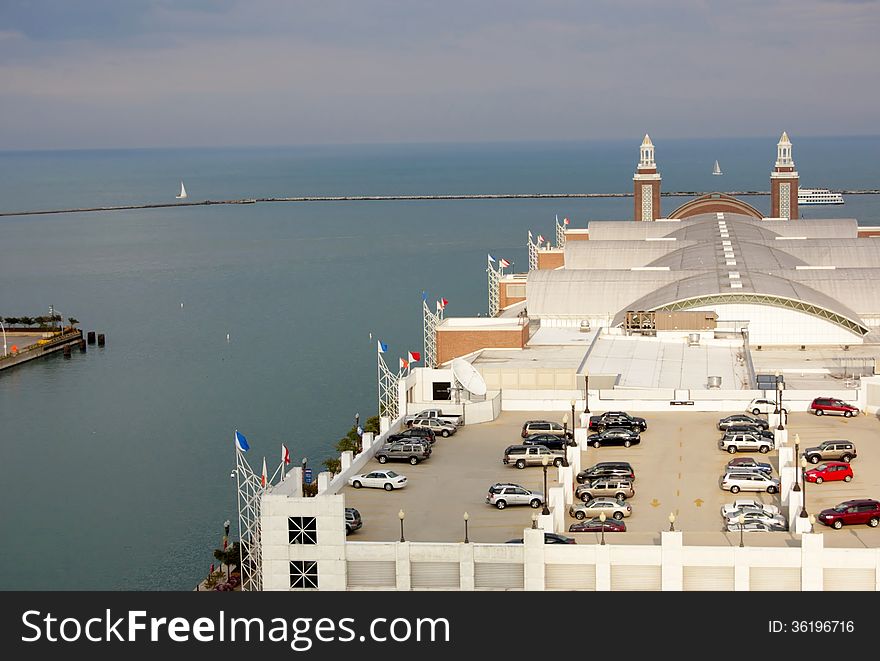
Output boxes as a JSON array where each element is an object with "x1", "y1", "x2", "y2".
[
  {"x1": 234, "y1": 430, "x2": 249, "y2": 452},
  {"x1": 378, "y1": 340, "x2": 388, "y2": 353}
]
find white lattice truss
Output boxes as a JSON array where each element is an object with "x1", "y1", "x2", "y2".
[
  {"x1": 528, "y1": 231, "x2": 538, "y2": 271},
  {"x1": 378, "y1": 351, "x2": 400, "y2": 419},
  {"x1": 235, "y1": 449, "x2": 284, "y2": 592},
  {"x1": 555, "y1": 218, "x2": 566, "y2": 248},
  {"x1": 422, "y1": 299, "x2": 440, "y2": 368},
  {"x1": 487, "y1": 263, "x2": 501, "y2": 317}
]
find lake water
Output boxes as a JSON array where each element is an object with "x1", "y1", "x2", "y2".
[{"x1": 1, "y1": 136, "x2": 878, "y2": 589}]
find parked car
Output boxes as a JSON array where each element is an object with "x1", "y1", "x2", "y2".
[
  {"x1": 503, "y1": 444, "x2": 565, "y2": 469},
  {"x1": 726, "y1": 457, "x2": 773, "y2": 474},
  {"x1": 726, "y1": 519, "x2": 787, "y2": 533},
  {"x1": 746, "y1": 398, "x2": 786, "y2": 416},
  {"x1": 486, "y1": 483, "x2": 544, "y2": 509},
  {"x1": 408, "y1": 417, "x2": 457, "y2": 437},
  {"x1": 722, "y1": 425, "x2": 774, "y2": 440},
  {"x1": 719, "y1": 432, "x2": 773, "y2": 454},
  {"x1": 721, "y1": 499, "x2": 780, "y2": 518},
  {"x1": 522, "y1": 433, "x2": 574, "y2": 450},
  {"x1": 576, "y1": 461, "x2": 636, "y2": 485},
  {"x1": 568, "y1": 517, "x2": 627, "y2": 533},
  {"x1": 392, "y1": 427, "x2": 437, "y2": 444},
  {"x1": 723, "y1": 509, "x2": 787, "y2": 528},
  {"x1": 804, "y1": 462, "x2": 853, "y2": 484},
  {"x1": 816, "y1": 499, "x2": 880, "y2": 529},
  {"x1": 506, "y1": 532, "x2": 577, "y2": 544},
  {"x1": 587, "y1": 427, "x2": 641, "y2": 448},
  {"x1": 575, "y1": 478, "x2": 635, "y2": 502},
  {"x1": 382, "y1": 435, "x2": 432, "y2": 452},
  {"x1": 803, "y1": 440, "x2": 856, "y2": 464},
  {"x1": 376, "y1": 441, "x2": 431, "y2": 465},
  {"x1": 588, "y1": 411, "x2": 647, "y2": 433},
  {"x1": 348, "y1": 469, "x2": 407, "y2": 491},
  {"x1": 717, "y1": 414, "x2": 769, "y2": 431},
  {"x1": 404, "y1": 407, "x2": 463, "y2": 427},
  {"x1": 520, "y1": 420, "x2": 572, "y2": 440},
  {"x1": 345, "y1": 507, "x2": 362, "y2": 535},
  {"x1": 721, "y1": 471, "x2": 779, "y2": 494},
  {"x1": 569, "y1": 498, "x2": 632, "y2": 520},
  {"x1": 810, "y1": 397, "x2": 859, "y2": 417}
]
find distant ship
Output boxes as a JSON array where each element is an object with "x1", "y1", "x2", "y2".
[
  {"x1": 798, "y1": 188, "x2": 844, "y2": 205},
  {"x1": 712, "y1": 160, "x2": 723, "y2": 176},
  {"x1": 176, "y1": 181, "x2": 188, "y2": 199}
]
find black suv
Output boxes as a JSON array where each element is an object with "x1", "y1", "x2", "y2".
[
  {"x1": 522, "y1": 433, "x2": 574, "y2": 450},
  {"x1": 394, "y1": 427, "x2": 436, "y2": 444},
  {"x1": 722, "y1": 425, "x2": 774, "y2": 440},
  {"x1": 576, "y1": 461, "x2": 635, "y2": 484},
  {"x1": 588, "y1": 412, "x2": 647, "y2": 433},
  {"x1": 385, "y1": 433, "x2": 432, "y2": 449}
]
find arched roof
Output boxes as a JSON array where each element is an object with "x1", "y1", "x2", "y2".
[
  {"x1": 611, "y1": 271, "x2": 869, "y2": 336},
  {"x1": 668, "y1": 193, "x2": 763, "y2": 220},
  {"x1": 647, "y1": 240, "x2": 807, "y2": 271},
  {"x1": 664, "y1": 218, "x2": 779, "y2": 242}
]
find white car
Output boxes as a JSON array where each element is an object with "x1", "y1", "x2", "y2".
[
  {"x1": 723, "y1": 510, "x2": 787, "y2": 528},
  {"x1": 721, "y1": 499, "x2": 780, "y2": 518},
  {"x1": 746, "y1": 398, "x2": 785, "y2": 416},
  {"x1": 348, "y1": 470, "x2": 407, "y2": 491},
  {"x1": 721, "y1": 471, "x2": 779, "y2": 494},
  {"x1": 569, "y1": 498, "x2": 632, "y2": 521}
]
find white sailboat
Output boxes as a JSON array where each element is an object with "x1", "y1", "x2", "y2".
[
  {"x1": 712, "y1": 160, "x2": 723, "y2": 176},
  {"x1": 176, "y1": 181, "x2": 188, "y2": 199}
]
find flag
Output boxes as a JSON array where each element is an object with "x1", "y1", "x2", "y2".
[
  {"x1": 441, "y1": 298, "x2": 449, "y2": 309},
  {"x1": 399, "y1": 357, "x2": 409, "y2": 371},
  {"x1": 377, "y1": 340, "x2": 388, "y2": 353},
  {"x1": 282, "y1": 443, "x2": 290, "y2": 466},
  {"x1": 499, "y1": 258, "x2": 511, "y2": 268},
  {"x1": 357, "y1": 425, "x2": 364, "y2": 436},
  {"x1": 564, "y1": 217, "x2": 570, "y2": 225},
  {"x1": 487, "y1": 254, "x2": 496, "y2": 264},
  {"x1": 537, "y1": 234, "x2": 545, "y2": 244},
  {"x1": 528, "y1": 230, "x2": 533, "y2": 241},
  {"x1": 234, "y1": 430, "x2": 249, "y2": 452},
  {"x1": 436, "y1": 300, "x2": 443, "y2": 313},
  {"x1": 555, "y1": 213, "x2": 559, "y2": 223},
  {"x1": 408, "y1": 351, "x2": 421, "y2": 363},
  {"x1": 422, "y1": 291, "x2": 428, "y2": 301},
  {"x1": 261, "y1": 458, "x2": 267, "y2": 488}
]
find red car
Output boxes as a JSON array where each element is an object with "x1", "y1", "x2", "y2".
[
  {"x1": 817, "y1": 499, "x2": 880, "y2": 529},
  {"x1": 804, "y1": 461, "x2": 853, "y2": 484},
  {"x1": 568, "y1": 517, "x2": 626, "y2": 533},
  {"x1": 810, "y1": 397, "x2": 860, "y2": 417}
]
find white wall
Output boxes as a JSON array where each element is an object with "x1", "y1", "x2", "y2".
[{"x1": 705, "y1": 303, "x2": 862, "y2": 345}]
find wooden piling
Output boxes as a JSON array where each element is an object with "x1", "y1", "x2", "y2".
[
  {"x1": 63, "y1": 345, "x2": 72, "y2": 358},
  {"x1": 87, "y1": 331, "x2": 96, "y2": 344},
  {"x1": 97, "y1": 333, "x2": 105, "y2": 346},
  {"x1": 79, "y1": 340, "x2": 87, "y2": 352}
]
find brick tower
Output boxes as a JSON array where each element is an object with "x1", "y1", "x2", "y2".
[
  {"x1": 770, "y1": 131, "x2": 799, "y2": 220},
  {"x1": 633, "y1": 134, "x2": 661, "y2": 221}
]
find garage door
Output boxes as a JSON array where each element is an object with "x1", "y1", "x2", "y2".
[
  {"x1": 824, "y1": 568, "x2": 875, "y2": 591},
  {"x1": 346, "y1": 561, "x2": 397, "y2": 589},
  {"x1": 474, "y1": 563, "x2": 524, "y2": 589},
  {"x1": 610, "y1": 565, "x2": 661, "y2": 591},
  {"x1": 411, "y1": 562, "x2": 461, "y2": 589},
  {"x1": 750, "y1": 567, "x2": 800, "y2": 591},
  {"x1": 545, "y1": 564, "x2": 596, "y2": 590},
  {"x1": 683, "y1": 566, "x2": 735, "y2": 591}
]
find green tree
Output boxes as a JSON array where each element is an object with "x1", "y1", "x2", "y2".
[
  {"x1": 213, "y1": 541, "x2": 244, "y2": 574},
  {"x1": 3, "y1": 317, "x2": 20, "y2": 326},
  {"x1": 68, "y1": 317, "x2": 79, "y2": 327},
  {"x1": 19, "y1": 316, "x2": 34, "y2": 326}
]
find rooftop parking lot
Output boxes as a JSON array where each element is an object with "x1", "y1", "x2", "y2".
[{"x1": 341, "y1": 409, "x2": 880, "y2": 547}]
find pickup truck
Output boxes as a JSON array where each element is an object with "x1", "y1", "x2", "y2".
[{"x1": 404, "y1": 408, "x2": 463, "y2": 428}]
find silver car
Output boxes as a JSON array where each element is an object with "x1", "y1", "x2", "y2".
[
  {"x1": 569, "y1": 498, "x2": 632, "y2": 521},
  {"x1": 721, "y1": 499, "x2": 780, "y2": 518},
  {"x1": 726, "y1": 519, "x2": 787, "y2": 533},
  {"x1": 408, "y1": 417, "x2": 457, "y2": 437},
  {"x1": 723, "y1": 510, "x2": 787, "y2": 528},
  {"x1": 486, "y1": 483, "x2": 544, "y2": 509},
  {"x1": 721, "y1": 471, "x2": 779, "y2": 494}
]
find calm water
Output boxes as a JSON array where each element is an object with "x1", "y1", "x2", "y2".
[{"x1": 1, "y1": 137, "x2": 878, "y2": 589}]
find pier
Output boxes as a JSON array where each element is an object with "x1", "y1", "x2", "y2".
[
  {"x1": 2, "y1": 189, "x2": 879, "y2": 218},
  {"x1": 0, "y1": 329, "x2": 85, "y2": 371}
]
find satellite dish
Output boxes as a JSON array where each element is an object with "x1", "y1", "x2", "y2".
[{"x1": 452, "y1": 358, "x2": 487, "y2": 397}]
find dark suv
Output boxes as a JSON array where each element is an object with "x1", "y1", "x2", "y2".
[
  {"x1": 810, "y1": 397, "x2": 860, "y2": 417},
  {"x1": 522, "y1": 433, "x2": 575, "y2": 450},
  {"x1": 393, "y1": 427, "x2": 436, "y2": 444},
  {"x1": 345, "y1": 507, "x2": 362, "y2": 535},
  {"x1": 816, "y1": 499, "x2": 880, "y2": 529},
  {"x1": 588, "y1": 412, "x2": 647, "y2": 433},
  {"x1": 576, "y1": 461, "x2": 636, "y2": 484},
  {"x1": 376, "y1": 441, "x2": 431, "y2": 465}
]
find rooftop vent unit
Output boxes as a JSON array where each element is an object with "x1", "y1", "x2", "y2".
[
  {"x1": 707, "y1": 376, "x2": 722, "y2": 389},
  {"x1": 687, "y1": 333, "x2": 700, "y2": 346}
]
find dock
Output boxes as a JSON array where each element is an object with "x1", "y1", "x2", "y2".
[
  {"x1": 0, "y1": 330, "x2": 85, "y2": 371},
  {"x1": 2, "y1": 189, "x2": 879, "y2": 218}
]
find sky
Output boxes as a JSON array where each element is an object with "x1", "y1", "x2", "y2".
[{"x1": 1, "y1": 0, "x2": 878, "y2": 150}]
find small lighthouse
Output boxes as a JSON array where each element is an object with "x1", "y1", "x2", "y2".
[
  {"x1": 633, "y1": 134, "x2": 662, "y2": 221},
  {"x1": 770, "y1": 131, "x2": 799, "y2": 220}
]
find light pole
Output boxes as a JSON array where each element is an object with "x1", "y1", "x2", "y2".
[
  {"x1": 562, "y1": 412, "x2": 569, "y2": 439},
  {"x1": 0, "y1": 319, "x2": 7, "y2": 357},
  {"x1": 793, "y1": 433, "x2": 801, "y2": 492},
  {"x1": 463, "y1": 512, "x2": 469, "y2": 543},
  {"x1": 776, "y1": 374, "x2": 785, "y2": 430},
  {"x1": 773, "y1": 372, "x2": 780, "y2": 417},
  {"x1": 808, "y1": 514, "x2": 816, "y2": 533},
  {"x1": 668, "y1": 512, "x2": 676, "y2": 532},
  {"x1": 738, "y1": 513, "x2": 745, "y2": 547},
  {"x1": 800, "y1": 457, "x2": 809, "y2": 519},
  {"x1": 583, "y1": 372, "x2": 591, "y2": 414},
  {"x1": 398, "y1": 509, "x2": 406, "y2": 542},
  {"x1": 570, "y1": 399, "x2": 576, "y2": 435},
  {"x1": 541, "y1": 455, "x2": 550, "y2": 516},
  {"x1": 531, "y1": 512, "x2": 538, "y2": 529},
  {"x1": 599, "y1": 511, "x2": 606, "y2": 545}
]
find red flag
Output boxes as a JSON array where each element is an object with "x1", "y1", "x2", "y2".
[
  {"x1": 282, "y1": 443, "x2": 290, "y2": 465},
  {"x1": 564, "y1": 217, "x2": 570, "y2": 225},
  {"x1": 408, "y1": 351, "x2": 421, "y2": 363},
  {"x1": 537, "y1": 234, "x2": 545, "y2": 243},
  {"x1": 261, "y1": 458, "x2": 267, "y2": 488},
  {"x1": 499, "y1": 258, "x2": 510, "y2": 268},
  {"x1": 399, "y1": 357, "x2": 409, "y2": 371},
  {"x1": 441, "y1": 298, "x2": 449, "y2": 308}
]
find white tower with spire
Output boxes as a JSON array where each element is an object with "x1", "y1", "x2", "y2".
[
  {"x1": 633, "y1": 134, "x2": 661, "y2": 221},
  {"x1": 770, "y1": 131, "x2": 799, "y2": 220}
]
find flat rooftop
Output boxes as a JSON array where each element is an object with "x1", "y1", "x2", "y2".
[{"x1": 472, "y1": 344, "x2": 587, "y2": 370}]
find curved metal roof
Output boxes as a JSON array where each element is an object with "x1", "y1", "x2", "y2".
[
  {"x1": 647, "y1": 240, "x2": 807, "y2": 271},
  {"x1": 611, "y1": 271, "x2": 869, "y2": 335},
  {"x1": 564, "y1": 240, "x2": 696, "y2": 269}
]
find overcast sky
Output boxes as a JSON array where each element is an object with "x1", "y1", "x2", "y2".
[{"x1": 1, "y1": 0, "x2": 878, "y2": 150}]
